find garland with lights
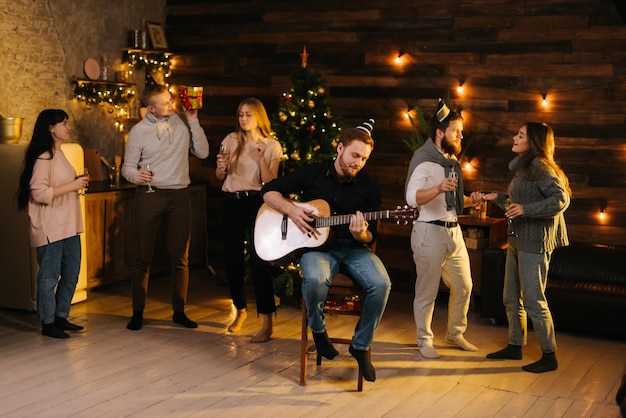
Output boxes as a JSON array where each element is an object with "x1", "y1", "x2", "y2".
[
  {"x1": 72, "y1": 80, "x2": 136, "y2": 112},
  {"x1": 122, "y1": 49, "x2": 172, "y2": 83}
]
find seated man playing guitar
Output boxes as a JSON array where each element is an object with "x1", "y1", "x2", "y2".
[{"x1": 261, "y1": 119, "x2": 391, "y2": 382}]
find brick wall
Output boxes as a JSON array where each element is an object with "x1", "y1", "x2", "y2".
[{"x1": 0, "y1": 0, "x2": 165, "y2": 164}]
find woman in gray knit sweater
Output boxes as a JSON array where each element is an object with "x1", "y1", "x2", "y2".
[{"x1": 473, "y1": 122, "x2": 571, "y2": 373}]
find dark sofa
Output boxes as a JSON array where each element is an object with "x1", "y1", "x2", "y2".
[{"x1": 480, "y1": 242, "x2": 626, "y2": 340}]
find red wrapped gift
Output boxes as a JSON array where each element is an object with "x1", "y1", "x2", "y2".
[{"x1": 178, "y1": 86, "x2": 203, "y2": 111}]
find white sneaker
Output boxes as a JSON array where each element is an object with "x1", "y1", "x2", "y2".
[
  {"x1": 445, "y1": 335, "x2": 478, "y2": 352},
  {"x1": 419, "y1": 344, "x2": 440, "y2": 359}
]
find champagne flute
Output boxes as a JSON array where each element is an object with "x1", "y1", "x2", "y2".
[
  {"x1": 78, "y1": 168, "x2": 89, "y2": 196},
  {"x1": 218, "y1": 144, "x2": 229, "y2": 174},
  {"x1": 141, "y1": 163, "x2": 155, "y2": 193},
  {"x1": 504, "y1": 197, "x2": 517, "y2": 237},
  {"x1": 447, "y1": 168, "x2": 458, "y2": 206}
]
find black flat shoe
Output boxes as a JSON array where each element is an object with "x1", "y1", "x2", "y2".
[
  {"x1": 55, "y1": 317, "x2": 84, "y2": 331},
  {"x1": 42, "y1": 323, "x2": 69, "y2": 339},
  {"x1": 127, "y1": 311, "x2": 143, "y2": 331},
  {"x1": 173, "y1": 311, "x2": 198, "y2": 328}
]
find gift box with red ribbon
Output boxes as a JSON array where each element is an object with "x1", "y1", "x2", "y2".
[{"x1": 178, "y1": 86, "x2": 203, "y2": 111}]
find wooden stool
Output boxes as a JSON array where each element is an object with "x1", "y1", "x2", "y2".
[{"x1": 299, "y1": 272, "x2": 370, "y2": 391}]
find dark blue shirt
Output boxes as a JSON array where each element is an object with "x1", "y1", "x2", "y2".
[{"x1": 261, "y1": 159, "x2": 381, "y2": 243}]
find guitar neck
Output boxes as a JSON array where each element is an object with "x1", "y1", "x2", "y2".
[{"x1": 314, "y1": 210, "x2": 390, "y2": 228}]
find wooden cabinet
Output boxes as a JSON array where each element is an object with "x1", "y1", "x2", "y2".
[
  {"x1": 85, "y1": 182, "x2": 207, "y2": 288},
  {"x1": 457, "y1": 215, "x2": 508, "y2": 309}
]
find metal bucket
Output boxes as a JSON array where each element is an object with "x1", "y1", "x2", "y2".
[{"x1": 0, "y1": 117, "x2": 24, "y2": 144}]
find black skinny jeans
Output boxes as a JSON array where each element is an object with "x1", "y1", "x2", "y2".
[{"x1": 221, "y1": 193, "x2": 276, "y2": 315}]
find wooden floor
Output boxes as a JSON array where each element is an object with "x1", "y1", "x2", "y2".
[{"x1": 0, "y1": 267, "x2": 624, "y2": 418}]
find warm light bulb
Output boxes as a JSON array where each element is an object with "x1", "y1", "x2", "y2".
[
  {"x1": 395, "y1": 52, "x2": 405, "y2": 65},
  {"x1": 465, "y1": 161, "x2": 472, "y2": 170},
  {"x1": 404, "y1": 111, "x2": 410, "y2": 119},
  {"x1": 599, "y1": 209, "x2": 606, "y2": 220},
  {"x1": 542, "y1": 94, "x2": 548, "y2": 107},
  {"x1": 457, "y1": 83, "x2": 464, "y2": 95}
]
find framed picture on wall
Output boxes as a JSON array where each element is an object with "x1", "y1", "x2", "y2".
[{"x1": 145, "y1": 21, "x2": 168, "y2": 50}]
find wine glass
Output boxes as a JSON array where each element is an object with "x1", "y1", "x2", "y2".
[
  {"x1": 141, "y1": 163, "x2": 155, "y2": 193},
  {"x1": 447, "y1": 168, "x2": 458, "y2": 205},
  {"x1": 504, "y1": 197, "x2": 517, "y2": 237},
  {"x1": 218, "y1": 144, "x2": 229, "y2": 174},
  {"x1": 78, "y1": 168, "x2": 89, "y2": 196}
]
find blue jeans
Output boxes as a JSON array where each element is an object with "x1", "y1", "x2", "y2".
[
  {"x1": 300, "y1": 240, "x2": 391, "y2": 350},
  {"x1": 503, "y1": 246, "x2": 557, "y2": 353},
  {"x1": 36, "y1": 235, "x2": 81, "y2": 324}
]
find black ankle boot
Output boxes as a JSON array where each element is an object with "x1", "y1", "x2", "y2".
[
  {"x1": 486, "y1": 344, "x2": 522, "y2": 360},
  {"x1": 42, "y1": 323, "x2": 69, "y2": 339},
  {"x1": 349, "y1": 345, "x2": 376, "y2": 382},
  {"x1": 312, "y1": 330, "x2": 338, "y2": 359},
  {"x1": 127, "y1": 310, "x2": 143, "y2": 331},
  {"x1": 55, "y1": 316, "x2": 84, "y2": 331},
  {"x1": 522, "y1": 351, "x2": 558, "y2": 373}
]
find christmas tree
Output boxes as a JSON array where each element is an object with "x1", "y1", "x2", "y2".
[
  {"x1": 269, "y1": 48, "x2": 345, "y2": 298},
  {"x1": 272, "y1": 47, "x2": 344, "y2": 174}
]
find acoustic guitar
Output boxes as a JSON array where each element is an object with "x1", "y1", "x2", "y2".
[{"x1": 254, "y1": 199, "x2": 417, "y2": 262}]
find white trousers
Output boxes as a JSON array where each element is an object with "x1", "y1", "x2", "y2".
[{"x1": 411, "y1": 222, "x2": 473, "y2": 347}]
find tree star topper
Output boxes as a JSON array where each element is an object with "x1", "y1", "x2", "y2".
[{"x1": 300, "y1": 46, "x2": 309, "y2": 68}]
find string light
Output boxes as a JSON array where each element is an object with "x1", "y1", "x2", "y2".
[
  {"x1": 391, "y1": 49, "x2": 620, "y2": 225},
  {"x1": 457, "y1": 81, "x2": 465, "y2": 95},
  {"x1": 395, "y1": 51, "x2": 405, "y2": 65},
  {"x1": 394, "y1": 46, "x2": 626, "y2": 120},
  {"x1": 598, "y1": 203, "x2": 608, "y2": 222},
  {"x1": 122, "y1": 49, "x2": 173, "y2": 81},
  {"x1": 72, "y1": 81, "x2": 136, "y2": 109}
]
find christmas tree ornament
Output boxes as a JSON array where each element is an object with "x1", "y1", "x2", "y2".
[{"x1": 300, "y1": 46, "x2": 309, "y2": 68}]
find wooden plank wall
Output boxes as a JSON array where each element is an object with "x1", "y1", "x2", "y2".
[{"x1": 166, "y1": 0, "x2": 626, "y2": 279}]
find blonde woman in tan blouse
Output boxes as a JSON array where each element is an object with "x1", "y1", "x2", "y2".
[
  {"x1": 216, "y1": 97, "x2": 282, "y2": 342},
  {"x1": 16, "y1": 109, "x2": 89, "y2": 339}
]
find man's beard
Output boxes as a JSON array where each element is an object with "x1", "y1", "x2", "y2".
[
  {"x1": 441, "y1": 136, "x2": 461, "y2": 156},
  {"x1": 337, "y1": 154, "x2": 361, "y2": 178}
]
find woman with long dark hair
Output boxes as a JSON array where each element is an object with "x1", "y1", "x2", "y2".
[
  {"x1": 16, "y1": 109, "x2": 89, "y2": 338},
  {"x1": 475, "y1": 122, "x2": 570, "y2": 373}
]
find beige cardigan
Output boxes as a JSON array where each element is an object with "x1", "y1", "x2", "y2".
[{"x1": 28, "y1": 150, "x2": 84, "y2": 248}]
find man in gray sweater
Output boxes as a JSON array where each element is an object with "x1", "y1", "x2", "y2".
[{"x1": 122, "y1": 84, "x2": 209, "y2": 331}]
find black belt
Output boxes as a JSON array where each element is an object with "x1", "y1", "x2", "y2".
[
  {"x1": 423, "y1": 220, "x2": 458, "y2": 228},
  {"x1": 224, "y1": 190, "x2": 261, "y2": 199}
]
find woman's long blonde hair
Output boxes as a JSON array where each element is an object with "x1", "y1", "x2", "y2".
[{"x1": 230, "y1": 97, "x2": 272, "y2": 173}]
